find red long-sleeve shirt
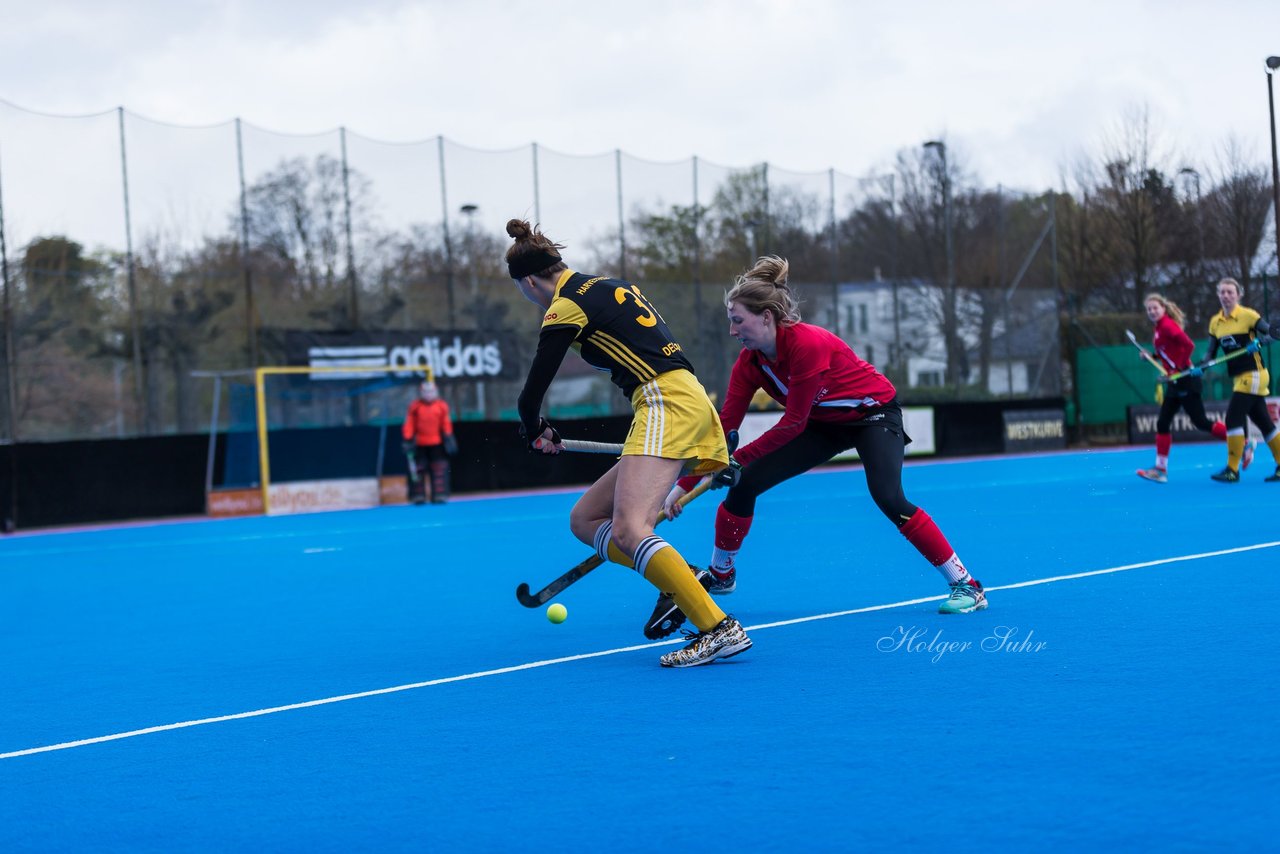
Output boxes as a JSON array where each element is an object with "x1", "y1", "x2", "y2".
[
  {"x1": 1152, "y1": 315, "x2": 1194, "y2": 374},
  {"x1": 403, "y1": 399, "x2": 454, "y2": 447},
  {"x1": 721, "y1": 322, "x2": 897, "y2": 467}
]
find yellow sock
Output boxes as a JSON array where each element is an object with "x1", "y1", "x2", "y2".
[
  {"x1": 1227, "y1": 435, "x2": 1245, "y2": 471},
  {"x1": 606, "y1": 540, "x2": 634, "y2": 568},
  {"x1": 640, "y1": 544, "x2": 725, "y2": 632},
  {"x1": 1268, "y1": 433, "x2": 1280, "y2": 463},
  {"x1": 593, "y1": 521, "x2": 635, "y2": 568}
]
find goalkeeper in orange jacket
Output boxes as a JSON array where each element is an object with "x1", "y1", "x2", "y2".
[{"x1": 402, "y1": 381, "x2": 457, "y2": 503}]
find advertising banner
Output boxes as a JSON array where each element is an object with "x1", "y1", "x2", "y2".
[
  {"x1": 1002, "y1": 408, "x2": 1066, "y2": 452},
  {"x1": 206, "y1": 488, "x2": 264, "y2": 518},
  {"x1": 284, "y1": 330, "x2": 517, "y2": 381},
  {"x1": 1128, "y1": 397, "x2": 1279, "y2": 444},
  {"x1": 267, "y1": 478, "x2": 382, "y2": 515}
]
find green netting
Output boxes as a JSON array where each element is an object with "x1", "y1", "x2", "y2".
[{"x1": 1075, "y1": 341, "x2": 1276, "y2": 425}]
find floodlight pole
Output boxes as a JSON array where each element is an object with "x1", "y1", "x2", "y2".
[
  {"x1": 1267, "y1": 57, "x2": 1280, "y2": 284},
  {"x1": 924, "y1": 140, "x2": 957, "y2": 387},
  {"x1": 460, "y1": 204, "x2": 479, "y2": 301},
  {"x1": 460, "y1": 203, "x2": 483, "y2": 417},
  {"x1": 1178, "y1": 167, "x2": 1204, "y2": 278}
]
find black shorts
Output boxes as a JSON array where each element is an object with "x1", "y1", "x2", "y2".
[
  {"x1": 1169, "y1": 375, "x2": 1203, "y2": 397},
  {"x1": 724, "y1": 398, "x2": 916, "y2": 521},
  {"x1": 810, "y1": 399, "x2": 911, "y2": 450}
]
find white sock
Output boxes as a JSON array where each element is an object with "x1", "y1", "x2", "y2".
[
  {"x1": 711, "y1": 547, "x2": 737, "y2": 575},
  {"x1": 1155, "y1": 454, "x2": 1168, "y2": 469},
  {"x1": 936, "y1": 553, "x2": 971, "y2": 585}
]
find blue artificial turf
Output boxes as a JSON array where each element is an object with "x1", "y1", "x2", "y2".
[{"x1": 2, "y1": 443, "x2": 1277, "y2": 851}]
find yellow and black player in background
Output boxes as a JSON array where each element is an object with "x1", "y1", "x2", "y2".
[{"x1": 1202, "y1": 277, "x2": 1280, "y2": 482}]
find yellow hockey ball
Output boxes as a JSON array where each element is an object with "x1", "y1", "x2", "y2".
[{"x1": 546, "y1": 603, "x2": 568, "y2": 624}]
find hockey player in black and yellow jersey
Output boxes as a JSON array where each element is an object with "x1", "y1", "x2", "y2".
[
  {"x1": 1197, "y1": 277, "x2": 1280, "y2": 482},
  {"x1": 504, "y1": 218, "x2": 751, "y2": 667}
]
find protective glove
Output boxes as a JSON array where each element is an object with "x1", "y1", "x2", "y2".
[
  {"x1": 1185, "y1": 364, "x2": 1203, "y2": 378},
  {"x1": 712, "y1": 458, "x2": 743, "y2": 489},
  {"x1": 519, "y1": 417, "x2": 562, "y2": 453},
  {"x1": 443, "y1": 434, "x2": 458, "y2": 455},
  {"x1": 1245, "y1": 339, "x2": 1261, "y2": 354}
]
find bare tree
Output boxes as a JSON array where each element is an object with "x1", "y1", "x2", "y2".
[
  {"x1": 1092, "y1": 105, "x2": 1178, "y2": 310},
  {"x1": 1206, "y1": 135, "x2": 1272, "y2": 290},
  {"x1": 896, "y1": 144, "x2": 980, "y2": 389},
  {"x1": 13, "y1": 237, "x2": 123, "y2": 437},
  {"x1": 241, "y1": 154, "x2": 376, "y2": 329}
]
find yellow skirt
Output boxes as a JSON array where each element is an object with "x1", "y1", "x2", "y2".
[
  {"x1": 624, "y1": 370, "x2": 729, "y2": 475},
  {"x1": 1231, "y1": 369, "x2": 1271, "y2": 396}
]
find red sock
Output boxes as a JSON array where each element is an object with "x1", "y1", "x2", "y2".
[
  {"x1": 1156, "y1": 433, "x2": 1172, "y2": 457},
  {"x1": 1211, "y1": 422, "x2": 1227, "y2": 440},
  {"x1": 714, "y1": 504, "x2": 753, "y2": 550},
  {"x1": 898, "y1": 508, "x2": 955, "y2": 567}
]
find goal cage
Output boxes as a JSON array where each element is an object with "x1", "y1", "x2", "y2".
[{"x1": 197, "y1": 364, "x2": 434, "y2": 516}]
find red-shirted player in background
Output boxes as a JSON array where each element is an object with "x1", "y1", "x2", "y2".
[
  {"x1": 402, "y1": 380, "x2": 457, "y2": 504},
  {"x1": 1135, "y1": 293, "x2": 1239, "y2": 484},
  {"x1": 651, "y1": 256, "x2": 985, "y2": 637}
]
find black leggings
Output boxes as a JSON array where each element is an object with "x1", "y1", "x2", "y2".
[
  {"x1": 1225, "y1": 391, "x2": 1276, "y2": 435},
  {"x1": 1156, "y1": 377, "x2": 1215, "y2": 434},
  {"x1": 723, "y1": 418, "x2": 916, "y2": 525}
]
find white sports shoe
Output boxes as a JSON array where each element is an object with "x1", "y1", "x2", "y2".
[{"x1": 938, "y1": 579, "x2": 988, "y2": 615}]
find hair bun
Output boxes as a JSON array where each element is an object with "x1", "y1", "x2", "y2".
[
  {"x1": 768, "y1": 256, "x2": 790, "y2": 287},
  {"x1": 506, "y1": 218, "x2": 531, "y2": 240}
]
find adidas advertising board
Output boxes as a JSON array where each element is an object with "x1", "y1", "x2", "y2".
[{"x1": 284, "y1": 330, "x2": 514, "y2": 380}]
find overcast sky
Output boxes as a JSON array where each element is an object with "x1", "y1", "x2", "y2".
[{"x1": 0, "y1": 0, "x2": 1277, "y2": 249}]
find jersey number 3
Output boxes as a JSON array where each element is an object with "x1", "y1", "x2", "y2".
[{"x1": 615, "y1": 285, "x2": 659, "y2": 327}]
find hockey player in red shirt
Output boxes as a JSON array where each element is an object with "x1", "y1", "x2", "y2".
[
  {"x1": 648, "y1": 256, "x2": 986, "y2": 640},
  {"x1": 1135, "y1": 293, "x2": 1234, "y2": 484}
]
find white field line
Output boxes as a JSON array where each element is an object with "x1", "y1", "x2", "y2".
[
  {"x1": 748, "y1": 540, "x2": 1280, "y2": 630},
  {"x1": 4, "y1": 539, "x2": 1277, "y2": 761}
]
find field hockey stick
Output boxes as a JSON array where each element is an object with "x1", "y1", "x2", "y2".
[
  {"x1": 556, "y1": 439, "x2": 624, "y2": 454},
  {"x1": 404, "y1": 445, "x2": 419, "y2": 483},
  {"x1": 514, "y1": 474, "x2": 717, "y2": 608},
  {"x1": 1163, "y1": 345, "x2": 1256, "y2": 382},
  {"x1": 530, "y1": 434, "x2": 624, "y2": 454},
  {"x1": 1124, "y1": 329, "x2": 1170, "y2": 377}
]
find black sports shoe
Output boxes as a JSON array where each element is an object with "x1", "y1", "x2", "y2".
[
  {"x1": 708, "y1": 565, "x2": 736, "y2": 594},
  {"x1": 644, "y1": 568, "x2": 712, "y2": 640},
  {"x1": 1266, "y1": 466, "x2": 1280, "y2": 483},
  {"x1": 1210, "y1": 467, "x2": 1240, "y2": 483}
]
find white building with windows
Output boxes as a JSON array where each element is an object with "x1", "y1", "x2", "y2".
[
  {"x1": 1254, "y1": 207, "x2": 1277, "y2": 279},
  {"x1": 835, "y1": 277, "x2": 1060, "y2": 395},
  {"x1": 833, "y1": 276, "x2": 938, "y2": 383}
]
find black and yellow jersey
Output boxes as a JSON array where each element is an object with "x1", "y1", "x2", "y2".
[
  {"x1": 517, "y1": 269, "x2": 696, "y2": 438},
  {"x1": 1208, "y1": 306, "x2": 1265, "y2": 377},
  {"x1": 540, "y1": 270, "x2": 694, "y2": 397}
]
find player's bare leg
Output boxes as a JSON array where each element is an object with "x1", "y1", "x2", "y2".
[{"x1": 572, "y1": 456, "x2": 750, "y2": 665}]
